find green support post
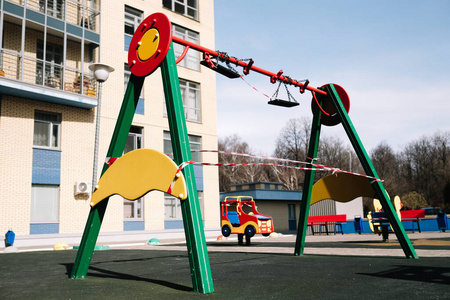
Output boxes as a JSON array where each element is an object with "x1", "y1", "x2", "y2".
[
  {"x1": 294, "y1": 97, "x2": 322, "y2": 255},
  {"x1": 324, "y1": 84, "x2": 417, "y2": 259},
  {"x1": 160, "y1": 42, "x2": 214, "y2": 294},
  {"x1": 71, "y1": 42, "x2": 214, "y2": 292},
  {"x1": 71, "y1": 74, "x2": 145, "y2": 278}
]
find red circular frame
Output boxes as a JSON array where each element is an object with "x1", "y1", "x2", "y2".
[
  {"x1": 311, "y1": 83, "x2": 350, "y2": 126},
  {"x1": 128, "y1": 13, "x2": 172, "y2": 77}
]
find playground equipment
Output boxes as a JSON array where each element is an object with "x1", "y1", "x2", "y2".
[
  {"x1": 368, "y1": 196, "x2": 403, "y2": 241},
  {"x1": 89, "y1": 149, "x2": 187, "y2": 207},
  {"x1": 221, "y1": 196, "x2": 274, "y2": 245},
  {"x1": 71, "y1": 12, "x2": 417, "y2": 295}
]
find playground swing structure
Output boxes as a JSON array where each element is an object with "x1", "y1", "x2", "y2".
[{"x1": 70, "y1": 12, "x2": 418, "y2": 295}]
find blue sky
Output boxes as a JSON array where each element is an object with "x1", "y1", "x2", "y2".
[{"x1": 213, "y1": 1, "x2": 450, "y2": 155}]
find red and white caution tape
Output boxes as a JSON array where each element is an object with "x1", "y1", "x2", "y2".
[
  {"x1": 185, "y1": 149, "x2": 383, "y2": 182},
  {"x1": 167, "y1": 160, "x2": 194, "y2": 194},
  {"x1": 239, "y1": 75, "x2": 272, "y2": 99}
]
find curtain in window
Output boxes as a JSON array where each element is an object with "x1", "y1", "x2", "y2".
[
  {"x1": 33, "y1": 122, "x2": 50, "y2": 147},
  {"x1": 31, "y1": 185, "x2": 59, "y2": 222}
]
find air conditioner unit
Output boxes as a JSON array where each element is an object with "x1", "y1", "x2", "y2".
[{"x1": 75, "y1": 181, "x2": 91, "y2": 195}]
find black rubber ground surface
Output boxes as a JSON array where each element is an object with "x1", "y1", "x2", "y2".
[{"x1": 1, "y1": 244, "x2": 449, "y2": 299}]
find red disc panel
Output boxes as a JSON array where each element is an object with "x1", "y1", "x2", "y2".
[
  {"x1": 128, "y1": 13, "x2": 172, "y2": 77},
  {"x1": 311, "y1": 83, "x2": 350, "y2": 126}
]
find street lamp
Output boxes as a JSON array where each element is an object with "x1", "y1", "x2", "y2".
[{"x1": 89, "y1": 63, "x2": 115, "y2": 193}]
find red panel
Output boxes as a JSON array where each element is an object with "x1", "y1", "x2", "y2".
[{"x1": 128, "y1": 13, "x2": 172, "y2": 77}]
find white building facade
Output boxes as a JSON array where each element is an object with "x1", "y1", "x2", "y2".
[{"x1": 0, "y1": 0, "x2": 220, "y2": 237}]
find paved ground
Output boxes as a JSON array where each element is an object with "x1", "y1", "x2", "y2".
[{"x1": 1, "y1": 232, "x2": 449, "y2": 299}]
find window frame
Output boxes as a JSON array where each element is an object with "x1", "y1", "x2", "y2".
[
  {"x1": 33, "y1": 111, "x2": 61, "y2": 150},
  {"x1": 172, "y1": 24, "x2": 200, "y2": 71},
  {"x1": 163, "y1": 0, "x2": 198, "y2": 20},
  {"x1": 180, "y1": 79, "x2": 201, "y2": 123},
  {"x1": 124, "y1": 6, "x2": 143, "y2": 36},
  {"x1": 123, "y1": 126, "x2": 144, "y2": 220},
  {"x1": 163, "y1": 132, "x2": 203, "y2": 220},
  {"x1": 31, "y1": 184, "x2": 60, "y2": 223},
  {"x1": 36, "y1": 40, "x2": 63, "y2": 87},
  {"x1": 163, "y1": 131, "x2": 202, "y2": 162},
  {"x1": 39, "y1": 0, "x2": 65, "y2": 19}
]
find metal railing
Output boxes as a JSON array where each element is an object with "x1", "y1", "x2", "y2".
[
  {"x1": 7, "y1": 0, "x2": 100, "y2": 33},
  {"x1": 0, "y1": 49, "x2": 97, "y2": 97}
]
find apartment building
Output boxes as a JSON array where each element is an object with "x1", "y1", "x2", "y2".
[{"x1": 0, "y1": 0, "x2": 220, "y2": 236}]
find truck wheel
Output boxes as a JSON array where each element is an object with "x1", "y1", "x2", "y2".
[
  {"x1": 245, "y1": 225, "x2": 255, "y2": 238},
  {"x1": 222, "y1": 225, "x2": 231, "y2": 237},
  {"x1": 262, "y1": 233, "x2": 270, "y2": 237}
]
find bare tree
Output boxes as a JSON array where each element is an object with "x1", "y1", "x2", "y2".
[
  {"x1": 218, "y1": 134, "x2": 268, "y2": 192},
  {"x1": 270, "y1": 117, "x2": 359, "y2": 189},
  {"x1": 274, "y1": 117, "x2": 311, "y2": 162},
  {"x1": 370, "y1": 141, "x2": 401, "y2": 195},
  {"x1": 397, "y1": 131, "x2": 449, "y2": 208}
]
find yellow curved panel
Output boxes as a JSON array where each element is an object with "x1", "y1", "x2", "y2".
[
  {"x1": 90, "y1": 149, "x2": 187, "y2": 207},
  {"x1": 311, "y1": 173, "x2": 376, "y2": 205}
]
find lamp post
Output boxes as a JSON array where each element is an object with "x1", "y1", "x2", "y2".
[{"x1": 89, "y1": 63, "x2": 114, "y2": 193}]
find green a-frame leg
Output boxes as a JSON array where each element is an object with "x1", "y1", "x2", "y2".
[
  {"x1": 71, "y1": 43, "x2": 214, "y2": 294},
  {"x1": 294, "y1": 84, "x2": 418, "y2": 259}
]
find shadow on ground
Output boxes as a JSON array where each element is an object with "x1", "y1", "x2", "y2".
[{"x1": 1, "y1": 248, "x2": 449, "y2": 299}]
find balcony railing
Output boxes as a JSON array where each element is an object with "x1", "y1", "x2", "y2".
[
  {"x1": 0, "y1": 49, "x2": 97, "y2": 97},
  {"x1": 6, "y1": 0, "x2": 100, "y2": 33}
]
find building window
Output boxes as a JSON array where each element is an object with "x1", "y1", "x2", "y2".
[
  {"x1": 163, "y1": 79, "x2": 201, "y2": 122},
  {"x1": 180, "y1": 79, "x2": 201, "y2": 122},
  {"x1": 164, "y1": 194, "x2": 182, "y2": 219},
  {"x1": 124, "y1": 126, "x2": 143, "y2": 220},
  {"x1": 31, "y1": 185, "x2": 59, "y2": 222},
  {"x1": 125, "y1": 6, "x2": 143, "y2": 36},
  {"x1": 39, "y1": 0, "x2": 65, "y2": 19},
  {"x1": 163, "y1": 131, "x2": 201, "y2": 162},
  {"x1": 173, "y1": 24, "x2": 200, "y2": 71},
  {"x1": 163, "y1": 0, "x2": 198, "y2": 20},
  {"x1": 33, "y1": 111, "x2": 61, "y2": 150},
  {"x1": 36, "y1": 41, "x2": 63, "y2": 88},
  {"x1": 163, "y1": 132, "x2": 203, "y2": 220}
]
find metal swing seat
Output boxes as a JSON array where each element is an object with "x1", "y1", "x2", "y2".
[{"x1": 268, "y1": 81, "x2": 299, "y2": 107}]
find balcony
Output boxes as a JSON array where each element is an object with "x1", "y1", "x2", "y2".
[
  {"x1": 4, "y1": 0, "x2": 100, "y2": 34},
  {"x1": 0, "y1": 49, "x2": 98, "y2": 109}
]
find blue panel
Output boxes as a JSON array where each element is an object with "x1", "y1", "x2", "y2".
[
  {"x1": 32, "y1": 149, "x2": 61, "y2": 184},
  {"x1": 47, "y1": 16, "x2": 64, "y2": 31},
  {"x1": 3, "y1": 1, "x2": 24, "y2": 17},
  {"x1": 164, "y1": 220, "x2": 184, "y2": 229},
  {"x1": 67, "y1": 23, "x2": 83, "y2": 37},
  {"x1": 26, "y1": 9, "x2": 45, "y2": 24},
  {"x1": 84, "y1": 30, "x2": 100, "y2": 44},
  {"x1": 124, "y1": 35, "x2": 132, "y2": 51},
  {"x1": 135, "y1": 98, "x2": 144, "y2": 115},
  {"x1": 193, "y1": 165, "x2": 203, "y2": 191},
  {"x1": 30, "y1": 223, "x2": 59, "y2": 234},
  {"x1": 123, "y1": 221, "x2": 145, "y2": 231}
]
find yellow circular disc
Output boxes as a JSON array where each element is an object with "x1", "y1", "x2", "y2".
[{"x1": 138, "y1": 28, "x2": 160, "y2": 61}]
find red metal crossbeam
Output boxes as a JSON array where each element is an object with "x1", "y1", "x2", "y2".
[{"x1": 172, "y1": 36, "x2": 327, "y2": 96}]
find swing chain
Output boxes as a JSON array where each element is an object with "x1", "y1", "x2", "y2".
[
  {"x1": 271, "y1": 79, "x2": 298, "y2": 103},
  {"x1": 216, "y1": 51, "x2": 253, "y2": 75},
  {"x1": 271, "y1": 81, "x2": 282, "y2": 99}
]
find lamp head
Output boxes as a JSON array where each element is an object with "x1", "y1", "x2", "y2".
[{"x1": 89, "y1": 63, "x2": 115, "y2": 82}]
